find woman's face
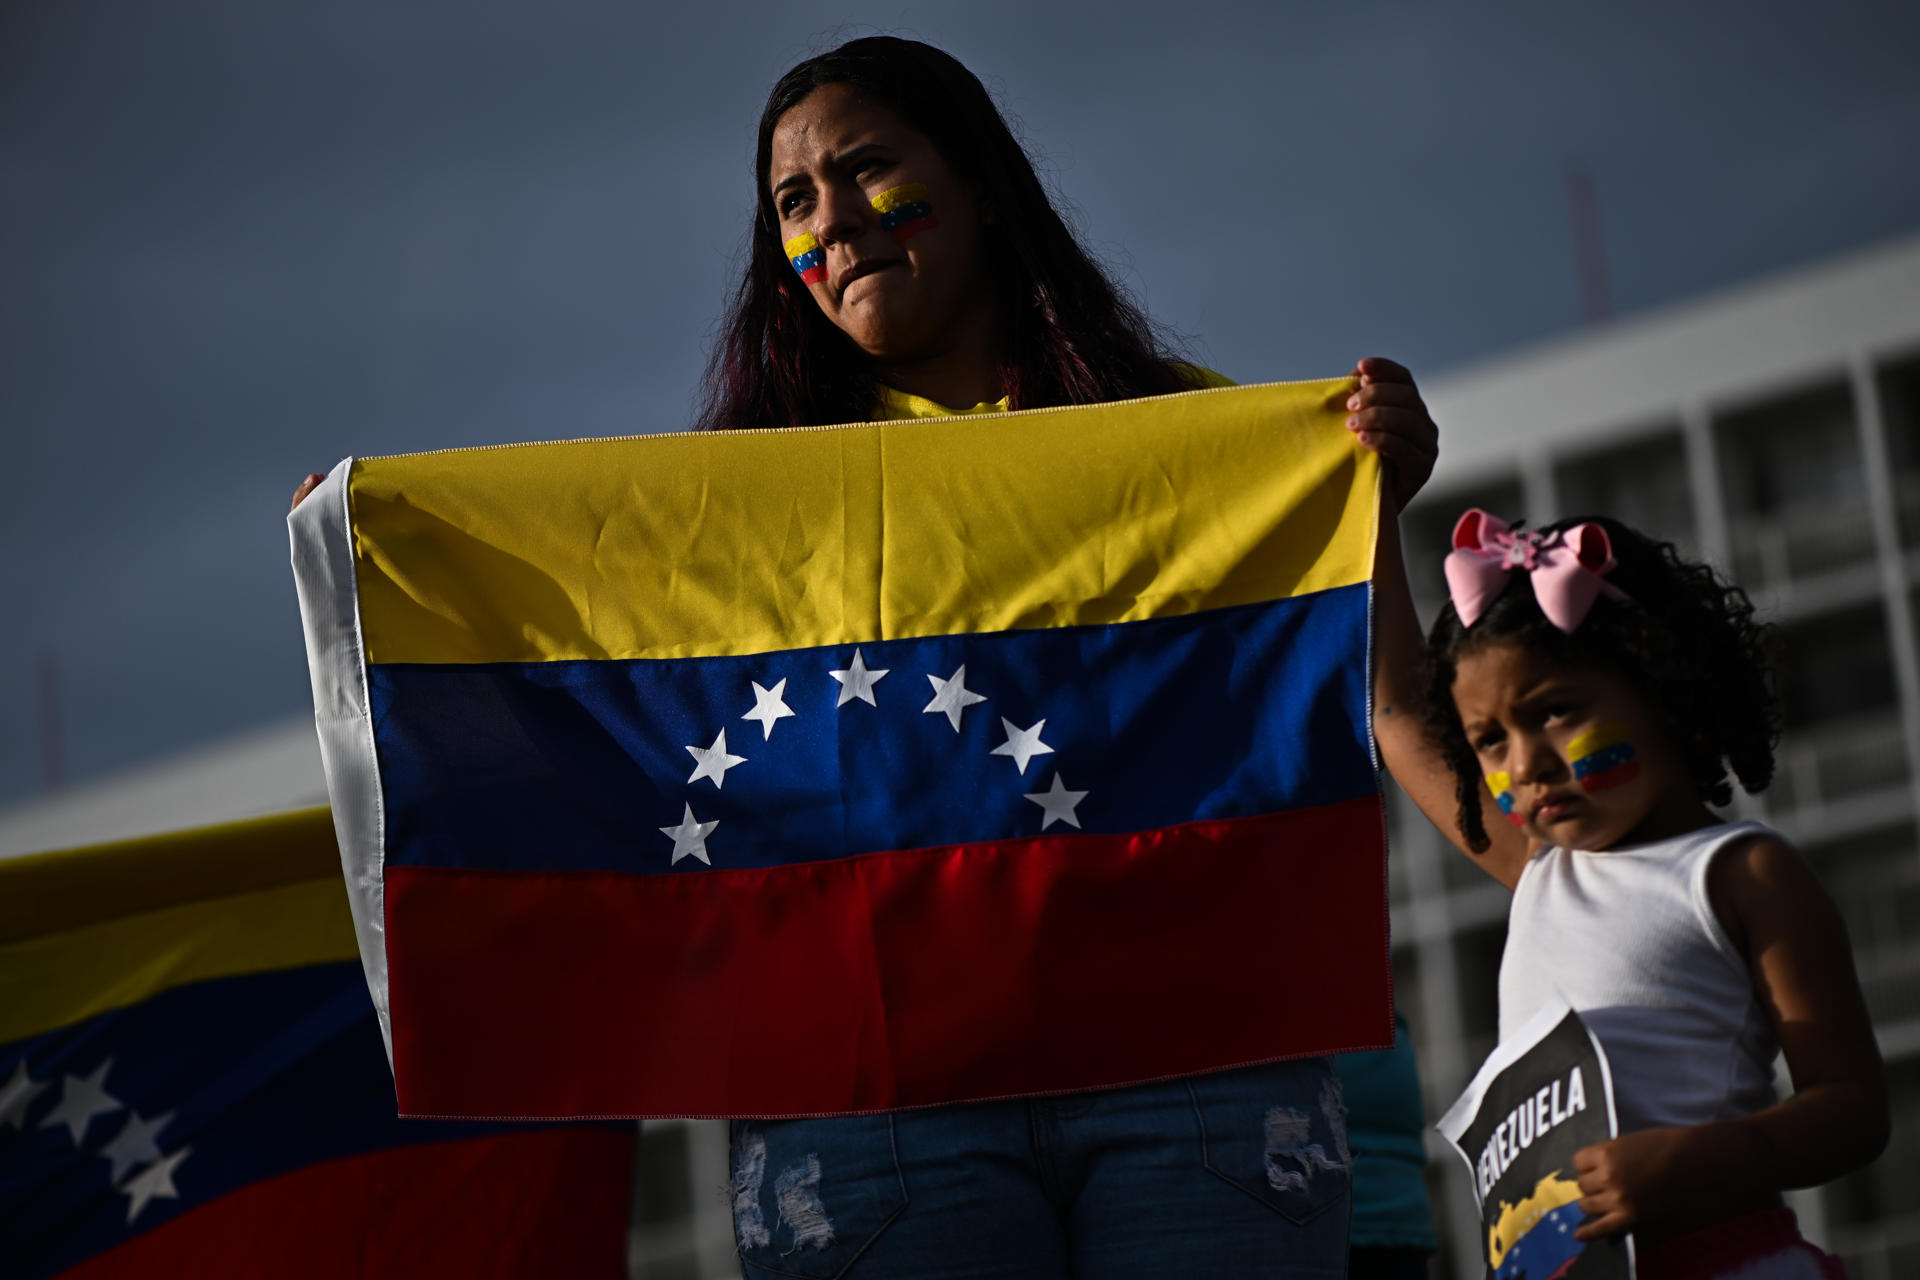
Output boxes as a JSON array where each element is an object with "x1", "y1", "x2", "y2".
[{"x1": 767, "y1": 83, "x2": 993, "y2": 363}]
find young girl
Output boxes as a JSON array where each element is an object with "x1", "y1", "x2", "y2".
[{"x1": 1420, "y1": 509, "x2": 1889, "y2": 1278}]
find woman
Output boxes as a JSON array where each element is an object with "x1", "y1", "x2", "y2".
[
  {"x1": 291, "y1": 35, "x2": 1447, "y2": 1277},
  {"x1": 698, "y1": 37, "x2": 1443, "y2": 1280}
]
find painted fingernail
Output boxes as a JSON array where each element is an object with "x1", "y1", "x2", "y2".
[
  {"x1": 1346, "y1": 395, "x2": 1361, "y2": 411},
  {"x1": 1347, "y1": 415, "x2": 1359, "y2": 429}
]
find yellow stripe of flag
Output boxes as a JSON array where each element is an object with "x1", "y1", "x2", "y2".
[
  {"x1": 0, "y1": 808, "x2": 359, "y2": 1046},
  {"x1": 350, "y1": 378, "x2": 1375, "y2": 665},
  {"x1": 870, "y1": 183, "x2": 930, "y2": 214},
  {"x1": 1568, "y1": 724, "x2": 1628, "y2": 760}
]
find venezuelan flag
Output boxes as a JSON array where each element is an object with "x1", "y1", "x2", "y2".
[
  {"x1": 1569, "y1": 724, "x2": 1641, "y2": 792},
  {"x1": 783, "y1": 231, "x2": 827, "y2": 284},
  {"x1": 0, "y1": 810, "x2": 632, "y2": 1278},
  {"x1": 290, "y1": 379, "x2": 1392, "y2": 1119},
  {"x1": 871, "y1": 182, "x2": 937, "y2": 239}
]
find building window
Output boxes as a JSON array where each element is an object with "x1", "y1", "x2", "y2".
[
  {"x1": 1824, "y1": 1055, "x2": 1920, "y2": 1277},
  {"x1": 1391, "y1": 941, "x2": 1424, "y2": 1046},
  {"x1": 1714, "y1": 380, "x2": 1875, "y2": 593},
  {"x1": 1450, "y1": 920, "x2": 1507, "y2": 1069},
  {"x1": 1802, "y1": 822, "x2": 1920, "y2": 969},
  {"x1": 1385, "y1": 780, "x2": 1419, "y2": 905},
  {"x1": 1877, "y1": 349, "x2": 1920, "y2": 551},
  {"x1": 1553, "y1": 427, "x2": 1697, "y2": 556},
  {"x1": 1768, "y1": 604, "x2": 1906, "y2": 816},
  {"x1": 633, "y1": 1122, "x2": 699, "y2": 1278}
]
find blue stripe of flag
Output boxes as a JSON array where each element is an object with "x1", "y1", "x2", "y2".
[
  {"x1": 369, "y1": 585, "x2": 1375, "y2": 875},
  {"x1": 1572, "y1": 743, "x2": 1635, "y2": 780},
  {"x1": 879, "y1": 202, "x2": 933, "y2": 232},
  {"x1": 1, "y1": 963, "x2": 521, "y2": 1280}
]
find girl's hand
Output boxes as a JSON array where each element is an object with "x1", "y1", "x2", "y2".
[
  {"x1": 1570, "y1": 1127, "x2": 1705, "y2": 1240},
  {"x1": 290, "y1": 472, "x2": 325, "y2": 513},
  {"x1": 1347, "y1": 356, "x2": 1438, "y2": 511}
]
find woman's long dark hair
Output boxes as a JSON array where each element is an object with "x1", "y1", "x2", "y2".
[{"x1": 695, "y1": 36, "x2": 1192, "y2": 431}]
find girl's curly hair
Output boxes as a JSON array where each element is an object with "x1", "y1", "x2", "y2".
[{"x1": 1421, "y1": 515, "x2": 1780, "y2": 852}]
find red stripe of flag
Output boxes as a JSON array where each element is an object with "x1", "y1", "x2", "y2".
[
  {"x1": 386, "y1": 795, "x2": 1390, "y2": 1118},
  {"x1": 56, "y1": 1130, "x2": 633, "y2": 1279}
]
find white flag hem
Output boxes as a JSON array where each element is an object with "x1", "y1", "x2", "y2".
[{"x1": 288, "y1": 458, "x2": 393, "y2": 1064}]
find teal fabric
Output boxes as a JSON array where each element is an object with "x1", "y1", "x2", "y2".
[{"x1": 1334, "y1": 1011, "x2": 1438, "y2": 1251}]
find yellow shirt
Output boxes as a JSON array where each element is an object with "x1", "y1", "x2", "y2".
[{"x1": 872, "y1": 364, "x2": 1235, "y2": 421}]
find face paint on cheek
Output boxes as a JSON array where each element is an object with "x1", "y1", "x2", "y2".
[
  {"x1": 1568, "y1": 724, "x2": 1642, "y2": 792},
  {"x1": 1486, "y1": 771, "x2": 1526, "y2": 827},
  {"x1": 871, "y1": 183, "x2": 938, "y2": 241},
  {"x1": 784, "y1": 232, "x2": 827, "y2": 284}
]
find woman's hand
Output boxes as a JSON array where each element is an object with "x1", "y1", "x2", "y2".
[
  {"x1": 1347, "y1": 356, "x2": 1437, "y2": 511},
  {"x1": 290, "y1": 473, "x2": 326, "y2": 513}
]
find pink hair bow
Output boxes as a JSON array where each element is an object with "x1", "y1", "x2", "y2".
[{"x1": 1443, "y1": 509, "x2": 1629, "y2": 632}]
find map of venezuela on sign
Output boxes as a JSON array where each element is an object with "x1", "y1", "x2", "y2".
[{"x1": 289, "y1": 378, "x2": 1392, "y2": 1119}]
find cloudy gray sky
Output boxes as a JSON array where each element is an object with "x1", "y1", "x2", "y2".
[{"x1": 5, "y1": 0, "x2": 1919, "y2": 806}]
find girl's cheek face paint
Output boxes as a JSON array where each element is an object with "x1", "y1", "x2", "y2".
[
  {"x1": 1568, "y1": 723, "x2": 1641, "y2": 793},
  {"x1": 784, "y1": 232, "x2": 827, "y2": 284},
  {"x1": 871, "y1": 183, "x2": 938, "y2": 241},
  {"x1": 1486, "y1": 771, "x2": 1526, "y2": 827}
]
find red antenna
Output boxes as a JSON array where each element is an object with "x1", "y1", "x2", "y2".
[
  {"x1": 37, "y1": 653, "x2": 66, "y2": 792},
  {"x1": 1566, "y1": 163, "x2": 1613, "y2": 326}
]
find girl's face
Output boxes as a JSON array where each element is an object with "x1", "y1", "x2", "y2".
[
  {"x1": 767, "y1": 83, "x2": 995, "y2": 364},
  {"x1": 1451, "y1": 641, "x2": 1713, "y2": 850}
]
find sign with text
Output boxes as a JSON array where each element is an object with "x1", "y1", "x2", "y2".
[{"x1": 1439, "y1": 998, "x2": 1633, "y2": 1280}]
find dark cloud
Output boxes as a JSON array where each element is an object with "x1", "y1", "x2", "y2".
[{"x1": 5, "y1": 0, "x2": 1919, "y2": 804}]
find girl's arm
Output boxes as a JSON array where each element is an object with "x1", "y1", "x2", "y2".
[
  {"x1": 1349, "y1": 355, "x2": 1530, "y2": 886},
  {"x1": 1371, "y1": 493, "x2": 1534, "y2": 890},
  {"x1": 1570, "y1": 833, "x2": 1890, "y2": 1242}
]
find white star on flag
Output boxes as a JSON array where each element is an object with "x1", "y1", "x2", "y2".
[
  {"x1": 923, "y1": 665, "x2": 987, "y2": 731},
  {"x1": 38, "y1": 1058, "x2": 121, "y2": 1146},
  {"x1": 1025, "y1": 773, "x2": 1088, "y2": 830},
  {"x1": 100, "y1": 1108, "x2": 175, "y2": 1183},
  {"x1": 120, "y1": 1146, "x2": 190, "y2": 1223},
  {"x1": 990, "y1": 717, "x2": 1054, "y2": 775},
  {"x1": 1, "y1": 1060, "x2": 48, "y2": 1132},
  {"x1": 829, "y1": 648, "x2": 889, "y2": 707},
  {"x1": 686, "y1": 729, "x2": 747, "y2": 788},
  {"x1": 659, "y1": 804, "x2": 719, "y2": 866},
  {"x1": 741, "y1": 678, "x2": 796, "y2": 740}
]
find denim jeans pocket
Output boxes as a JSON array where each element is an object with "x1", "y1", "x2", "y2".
[
  {"x1": 1187, "y1": 1058, "x2": 1352, "y2": 1226},
  {"x1": 730, "y1": 1116, "x2": 908, "y2": 1279}
]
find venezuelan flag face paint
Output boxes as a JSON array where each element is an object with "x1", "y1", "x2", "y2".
[
  {"x1": 784, "y1": 232, "x2": 827, "y2": 284},
  {"x1": 1485, "y1": 771, "x2": 1526, "y2": 827},
  {"x1": 1569, "y1": 723, "x2": 1641, "y2": 793},
  {"x1": 871, "y1": 183, "x2": 938, "y2": 241}
]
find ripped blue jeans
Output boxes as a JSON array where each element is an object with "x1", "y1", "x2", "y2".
[{"x1": 729, "y1": 1057, "x2": 1350, "y2": 1279}]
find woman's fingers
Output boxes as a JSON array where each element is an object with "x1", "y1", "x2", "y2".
[
  {"x1": 1354, "y1": 424, "x2": 1425, "y2": 467},
  {"x1": 1350, "y1": 407, "x2": 1436, "y2": 509},
  {"x1": 1349, "y1": 404, "x2": 1432, "y2": 442},
  {"x1": 1355, "y1": 355, "x2": 1414, "y2": 386},
  {"x1": 290, "y1": 473, "x2": 325, "y2": 513},
  {"x1": 1349, "y1": 380, "x2": 1424, "y2": 411},
  {"x1": 1347, "y1": 356, "x2": 1436, "y2": 509}
]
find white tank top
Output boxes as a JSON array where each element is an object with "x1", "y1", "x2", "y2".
[{"x1": 1497, "y1": 821, "x2": 1780, "y2": 1135}]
